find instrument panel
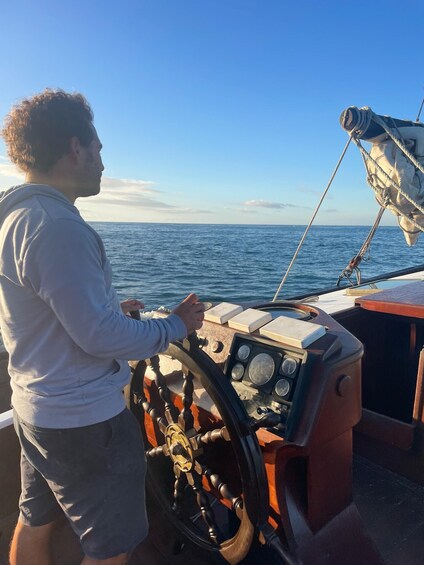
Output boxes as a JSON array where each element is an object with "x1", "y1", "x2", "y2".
[{"x1": 225, "y1": 333, "x2": 308, "y2": 436}]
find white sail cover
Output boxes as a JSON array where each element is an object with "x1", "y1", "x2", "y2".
[
  {"x1": 340, "y1": 107, "x2": 424, "y2": 246},
  {"x1": 368, "y1": 127, "x2": 424, "y2": 245}
]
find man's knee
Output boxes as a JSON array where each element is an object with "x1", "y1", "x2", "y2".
[
  {"x1": 14, "y1": 517, "x2": 58, "y2": 540},
  {"x1": 10, "y1": 519, "x2": 59, "y2": 565}
]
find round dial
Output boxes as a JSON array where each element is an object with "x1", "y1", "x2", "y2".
[
  {"x1": 280, "y1": 356, "x2": 298, "y2": 376},
  {"x1": 275, "y1": 378, "x2": 291, "y2": 398},
  {"x1": 248, "y1": 353, "x2": 275, "y2": 386},
  {"x1": 237, "y1": 344, "x2": 251, "y2": 361},
  {"x1": 231, "y1": 363, "x2": 245, "y2": 381}
]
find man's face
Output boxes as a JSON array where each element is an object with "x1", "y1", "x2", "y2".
[{"x1": 75, "y1": 125, "x2": 104, "y2": 198}]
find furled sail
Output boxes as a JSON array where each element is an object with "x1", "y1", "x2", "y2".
[{"x1": 340, "y1": 106, "x2": 424, "y2": 245}]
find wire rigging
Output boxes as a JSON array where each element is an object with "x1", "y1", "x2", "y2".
[
  {"x1": 273, "y1": 106, "x2": 424, "y2": 299},
  {"x1": 416, "y1": 97, "x2": 424, "y2": 123},
  {"x1": 272, "y1": 137, "x2": 351, "y2": 302},
  {"x1": 336, "y1": 206, "x2": 385, "y2": 286}
]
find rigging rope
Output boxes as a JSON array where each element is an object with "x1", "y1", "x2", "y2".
[
  {"x1": 371, "y1": 113, "x2": 424, "y2": 177},
  {"x1": 352, "y1": 136, "x2": 424, "y2": 229},
  {"x1": 273, "y1": 107, "x2": 424, "y2": 300},
  {"x1": 272, "y1": 137, "x2": 351, "y2": 302},
  {"x1": 336, "y1": 205, "x2": 385, "y2": 286},
  {"x1": 416, "y1": 97, "x2": 424, "y2": 123}
]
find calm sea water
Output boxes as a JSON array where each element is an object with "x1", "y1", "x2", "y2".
[{"x1": 92, "y1": 223, "x2": 424, "y2": 310}]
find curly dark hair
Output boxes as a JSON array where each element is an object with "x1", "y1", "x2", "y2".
[{"x1": 1, "y1": 89, "x2": 95, "y2": 173}]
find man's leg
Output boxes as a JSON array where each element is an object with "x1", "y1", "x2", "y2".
[
  {"x1": 9, "y1": 519, "x2": 57, "y2": 565},
  {"x1": 14, "y1": 409, "x2": 148, "y2": 562},
  {"x1": 12, "y1": 411, "x2": 63, "y2": 565},
  {"x1": 9, "y1": 520, "x2": 130, "y2": 565}
]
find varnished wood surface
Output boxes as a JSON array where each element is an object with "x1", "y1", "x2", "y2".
[{"x1": 356, "y1": 280, "x2": 424, "y2": 318}]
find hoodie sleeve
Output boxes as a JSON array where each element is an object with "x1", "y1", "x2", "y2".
[{"x1": 22, "y1": 218, "x2": 187, "y2": 359}]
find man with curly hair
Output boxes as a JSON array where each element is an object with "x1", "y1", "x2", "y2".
[{"x1": 0, "y1": 89, "x2": 205, "y2": 565}]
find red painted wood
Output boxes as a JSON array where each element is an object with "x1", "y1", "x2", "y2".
[{"x1": 356, "y1": 281, "x2": 424, "y2": 318}]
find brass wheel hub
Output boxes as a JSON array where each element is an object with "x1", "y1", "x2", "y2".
[{"x1": 165, "y1": 423, "x2": 194, "y2": 472}]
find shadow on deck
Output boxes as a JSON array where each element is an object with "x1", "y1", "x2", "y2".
[{"x1": 1, "y1": 456, "x2": 423, "y2": 565}]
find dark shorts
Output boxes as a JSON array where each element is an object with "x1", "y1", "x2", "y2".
[{"x1": 14, "y1": 408, "x2": 148, "y2": 559}]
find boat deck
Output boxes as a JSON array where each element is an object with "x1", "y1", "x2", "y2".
[
  {"x1": 4, "y1": 455, "x2": 419, "y2": 565},
  {"x1": 353, "y1": 456, "x2": 424, "y2": 565},
  {"x1": 131, "y1": 456, "x2": 424, "y2": 564},
  {"x1": 301, "y1": 272, "x2": 424, "y2": 316}
]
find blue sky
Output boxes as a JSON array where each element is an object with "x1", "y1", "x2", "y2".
[{"x1": 0, "y1": 0, "x2": 423, "y2": 225}]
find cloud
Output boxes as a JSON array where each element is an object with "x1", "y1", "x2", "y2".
[
  {"x1": 225, "y1": 206, "x2": 256, "y2": 214},
  {"x1": 325, "y1": 208, "x2": 338, "y2": 213},
  {"x1": 0, "y1": 158, "x2": 209, "y2": 218},
  {"x1": 92, "y1": 193, "x2": 175, "y2": 210},
  {"x1": 297, "y1": 184, "x2": 334, "y2": 200},
  {"x1": 89, "y1": 175, "x2": 172, "y2": 209},
  {"x1": 100, "y1": 177, "x2": 159, "y2": 194},
  {"x1": 297, "y1": 185, "x2": 319, "y2": 195},
  {"x1": 0, "y1": 160, "x2": 178, "y2": 212},
  {"x1": 243, "y1": 199, "x2": 297, "y2": 209},
  {"x1": 170, "y1": 208, "x2": 212, "y2": 215},
  {"x1": 92, "y1": 177, "x2": 214, "y2": 213},
  {"x1": 0, "y1": 157, "x2": 24, "y2": 181}
]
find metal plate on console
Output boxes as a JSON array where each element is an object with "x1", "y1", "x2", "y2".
[{"x1": 256, "y1": 304, "x2": 310, "y2": 320}]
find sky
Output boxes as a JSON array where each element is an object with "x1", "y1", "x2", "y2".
[{"x1": 0, "y1": 0, "x2": 423, "y2": 225}]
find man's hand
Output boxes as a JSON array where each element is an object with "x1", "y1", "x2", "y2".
[
  {"x1": 173, "y1": 293, "x2": 205, "y2": 334},
  {"x1": 121, "y1": 299, "x2": 144, "y2": 316}
]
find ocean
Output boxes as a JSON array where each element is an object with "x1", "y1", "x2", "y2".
[{"x1": 93, "y1": 223, "x2": 424, "y2": 309}]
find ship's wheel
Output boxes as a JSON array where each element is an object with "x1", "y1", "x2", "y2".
[{"x1": 128, "y1": 335, "x2": 270, "y2": 564}]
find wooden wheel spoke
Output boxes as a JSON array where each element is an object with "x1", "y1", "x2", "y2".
[
  {"x1": 177, "y1": 366, "x2": 195, "y2": 431},
  {"x1": 149, "y1": 355, "x2": 179, "y2": 424},
  {"x1": 134, "y1": 388, "x2": 149, "y2": 413},
  {"x1": 190, "y1": 471, "x2": 221, "y2": 544},
  {"x1": 134, "y1": 387, "x2": 167, "y2": 433},
  {"x1": 201, "y1": 464, "x2": 243, "y2": 517},
  {"x1": 194, "y1": 460, "x2": 203, "y2": 475},
  {"x1": 195, "y1": 426, "x2": 230, "y2": 447},
  {"x1": 172, "y1": 467, "x2": 187, "y2": 515},
  {"x1": 146, "y1": 443, "x2": 169, "y2": 458}
]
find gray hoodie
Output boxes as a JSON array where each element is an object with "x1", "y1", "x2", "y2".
[{"x1": 0, "y1": 184, "x2": 186, "y2": 428}]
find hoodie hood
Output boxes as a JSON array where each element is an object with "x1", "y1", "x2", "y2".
[{"x1": 0, "y1": 184, "x2": 78, "y2": 224}]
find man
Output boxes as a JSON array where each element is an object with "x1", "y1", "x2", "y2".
[{"x1": 0, "y1": 89, "x2": 205, "y2": 565}]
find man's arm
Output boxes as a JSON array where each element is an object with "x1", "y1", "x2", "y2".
[{"x1": 25, "y1": 219, "x2": 203, "y2": 360}]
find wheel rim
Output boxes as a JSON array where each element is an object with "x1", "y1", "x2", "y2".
[{"x1": 129, "y1": 337, "x2": 269, "y2": 564}]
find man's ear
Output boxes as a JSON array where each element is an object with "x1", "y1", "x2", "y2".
[{"x1": 69, "y1": 136, "x2": 82, "y2": 164}]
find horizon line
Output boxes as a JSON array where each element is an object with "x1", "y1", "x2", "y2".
[{"x1": 87, "y1": 220, "x2": 400, "y2": 228}]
